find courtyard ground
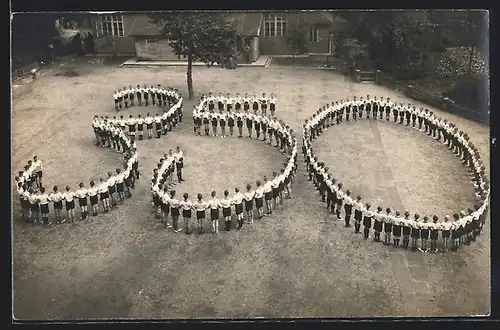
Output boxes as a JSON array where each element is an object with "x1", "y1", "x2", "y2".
[{"x1": 11, "y1": 59, "x2": 490, "y2": 320}]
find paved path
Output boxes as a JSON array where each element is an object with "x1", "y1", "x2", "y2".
[
  {"x1": 368, "y1": 120, "x2": 437, "y2": 316},
  {"x1": 120, "y1": 55, "x2": 271, "y2": 68}
]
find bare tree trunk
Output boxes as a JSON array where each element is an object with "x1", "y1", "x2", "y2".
[
  {"x1": 467, "y1": 46, "x2": 474, "y2": 77},
  {"x1": 186, "y1": 40, "x2": 194, "y2": 99}
]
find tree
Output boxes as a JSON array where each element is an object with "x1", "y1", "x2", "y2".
[
  {"x1": 338, "y1": 11, "x2": 437, "y2": 79},
  {"x1": 285, "y1": 25, "x2": 308, "y2": 62},
  {"x1": 335, "y1": 37, "x2": 369, "y2": 73},
  {"x1": 427, "y1": 10, "x2": 487, "y2": 76},
  {"x1": 150, "y1": 13, "x2": 240, "y2": 99}
]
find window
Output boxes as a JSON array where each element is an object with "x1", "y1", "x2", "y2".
[
  {"x1": 309, "y1": 27, "x2": 319, "y2": 42},
  {"x1": 96, "y1": 14, "x2": 124, "y2": 38},
  {"x1": 263, "y1": 13, "x2": 287, "y2": 37},
  {"x1": 145, "y1": 38, "x2": 159, "y2": 53}
]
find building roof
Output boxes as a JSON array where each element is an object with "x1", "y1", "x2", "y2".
[
  {"x1": 129, "y1": 15, "x2": 163, "y2": 36},
  {"x1": 222, "y1": 12, "x2": 263, "y2": 37},
  {"x1": 300, "y1": 11, "x2": 349, "y2": 27},
  {"x1": 128, "y1": 13, "x2": 263, "y2": 37}
]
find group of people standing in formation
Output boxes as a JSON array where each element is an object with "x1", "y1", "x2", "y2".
[
  {"x1": 303, "y1": 96, "x2": 490, "y2": 252},
  {"x1": 110, "y1": 86, "x2": 183, "y2": 142},
  {"x1": 149, "y1": 93, "x2": 299, "y2": 235},
  {"x1": 14, "y1": 87, "x2": 183, "y2": 226},
  {"x1": 191, "y1": 93, "x2": 294, "y2": 154}
]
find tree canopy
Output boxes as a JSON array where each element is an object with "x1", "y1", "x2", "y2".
[{"x1": 150, "y1": 13, "x2": 240, "y2": 98}]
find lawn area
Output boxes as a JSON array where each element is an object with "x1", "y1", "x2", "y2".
[{"x1": 11, "y1": 63, "x2": 490, "y2": 319}]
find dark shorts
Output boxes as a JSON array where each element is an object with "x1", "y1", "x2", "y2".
[
  {"x1": 235, "y1": 203, "x2": 243, "y2": 215},
  {"x1": 171, "y1": 207, "x2": 180, "y2": 217},
  {"x1": 65, "y1": 200, "x2": 75, "y2": 210},
  {"x1": 212, "y1": 119, "x2": 218, "y2": 126},
  {"x1": 272, "y1": 187, "x2": 279, "y2": 199},
  {"x1": 235, "y1": 103, "x2": 241, "y2": 110},
  {"x1": 246, "y1": 119, "x2": 252, "y2": 128},
  {"x1": 161, "y1": 202, "x2": 170, "y2": 213},
  {"x1": 421, "y1": 229, "x2": 429, "y2": 239},
  {"x1": 108, "y1": 185, "x2": 116, "y2": 194},
  {"x1": 237, "y1": 120, "x2": 243, "y2": 127},
  {"x1": 78, "y1": 197, "x2": 87, "y2": 207},
  {"x1": 228, "y1": 118, "x2": 235, "y2": 127},
  {"x1": 384, "y1": 223, "x2": 392, "y2": 232},
  {"x1": 255, "y1": 197, "x2": 264, "y2": 209},
  {"x1": 146, "y1": 123, "x2": 153, "y2": 129},
  {"x1": 344, "y1": 204, "x2": 353, "y2": 214},
  {"x1": 211, "y1": 209, "x2": 219, "y2": 220},
  {"x1": 37, "y1": 171, "x2": 43, "y2": 179},
  {"x1": 90, "y1": 195, "x2": 98, "y2": 205},
  {"x1": 182, "y1": 209, "x2": 192, "y2": 218},
  {"x1": 223, "y1": 207, "x2": 231, "y2": 217},
  {"x1": 117, "y1": 182, "x2": 124, "y2": 192},
  {"x1": 363, "y1": 217, "x2": 372, "y2": 228},
  {"x1": 411, "y1": 229, "x2": 420, "y2": 239},
  {"x1": 354, "y1": 210, "x2": 362, "y2": 221},
  {"x1": 374, "y1": 220, "x2": 382, "y2": 232},
  {"x1": 270, "y1": 103, "x2": 275, "y2": 111},
  {"x1": 153, "y1": 195, "x2": 160, "y2": 207},
  {"x1": 100, "y1": 191, "x2": 109, "y2": 200},
  {"x1": 203, "y1": 118, "x2": 209, "y2": 124},
  {"x1": 442, "y1": 230, "x2": 450, "y2": 238},
  {"x1": 220, "y1": 120, "x2": 226, "y2": 127},
  {"x1": 244, "y1": 103, "x2": 249, "y2": 110},
  {"x1": 196, "y1": 210, "x2": 205, "y2": 219},
  {"x1": 40, "y1": 203, "x2": 49, "y2": 214},
  {"x1": 253, "y1": 103, "x2": 259, "y2": 110},
  {"x1": 245, "y1": 200, "x2": 253, "y2": 212},
  {"x1": 53, "y1": 200, "x2": 63, "y2": 210},
  {"x1": 30, "y1": 203, "x2": 40, "y2": 212},
  {"x1": 430, "y1": 230, "x2": 439, "y2": 240}
]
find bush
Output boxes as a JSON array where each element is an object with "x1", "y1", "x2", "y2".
[
  {"x1": 442, "y1": 75, "x2": 488, "y2": 110},
  {"x1": 436, "y1": 47, "x2": 488, "y2": 79}
]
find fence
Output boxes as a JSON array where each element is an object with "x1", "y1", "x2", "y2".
[
  {"x1": 356, "y1": 70, "x2": 376, "y2": 83},
  {"x1": 12, "y1": 61, "x2": 39, "y2": 80},
  {"x1": 358, "y1": 70, "x2": 489, "y2": 125}
]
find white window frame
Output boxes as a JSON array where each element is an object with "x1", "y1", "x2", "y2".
[
  {"x1": 145, "y1": 38, "x2": 159, "y2": 53},
  {"x1": 95, "y1": 14, "x2": 124, "y2": 38},
  {"x1": 309, "y1": 27, "x2": 319, "y2": 42},
  {"x1": 263, "y1": 13, "x2": 287, "y2": 37}
]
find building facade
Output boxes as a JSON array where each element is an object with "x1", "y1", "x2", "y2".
[{"x1": 86, "y1": 12, "x2": 347, "y2": 61}]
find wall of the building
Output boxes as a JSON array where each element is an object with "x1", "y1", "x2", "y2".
[
  {"x1": 89, "y1": 14, "x2": 136, "y2": 55},
  {"x1": 135, "y1": 37, "x2": 180, "y2": 61},
  {"x1": 259, "y1": 13, "x2": 331, "y2": 55}
]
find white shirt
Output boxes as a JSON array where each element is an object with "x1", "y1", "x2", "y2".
[
  {"x1": 180, "y1": 200, "x2": 193, "y2": 211},
  {"x1": 98, "y1": 183, "x2": 109, "y2": 194},
  {"x1": 255, "y1": 187, "x2": 264, "y2": 198},
  {"x1": 263, "y1": 182, "x2": 272, "y2": 193},
  {"x1": 63, "y1": 191, "x2": 75, "y2": 202},
  {"x1": 174, "y1": 151, "x2": 183, "y2": 163},
  {"x1": 232, "y1": 192, "x2": 244, "y2": 205},
  {"x1": 75, "y1": 188, "x2": 88, "y2": 199},
  {"x1": 193, "y1": 200, "x2": 208, "y2": 211},
  {"x1": 38, "y1": 193, "x2": 50, "y2": 204},
  {"x1": 49, "y1": 192, "x2": 64, "y2": 202},
  {"x1": 208, "y1": 198, "x2": 220, "y2": 209},
  {"x1": 219, "y1": 198, "x2": 233, "y2": 209}
]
